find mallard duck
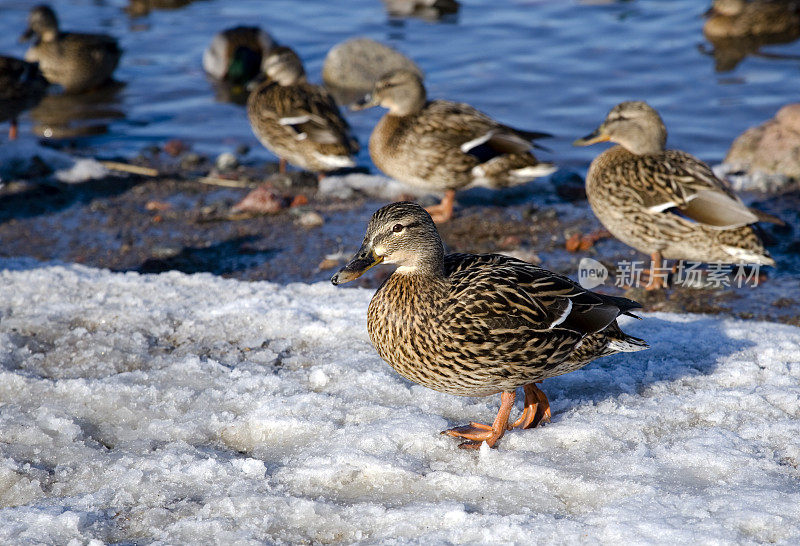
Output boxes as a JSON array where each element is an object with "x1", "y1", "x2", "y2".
[
  {"x1": 704, "y1": 0, "x2": 800, "y2": 38},
  {"x1": 202, "y1": 26, "x2": 275, "y2": 85},
  {"x1": 331, "y1": 202, "x2": 647, "y2": 449},
  {"x1": 247, "y1": 46, "x2": 359, "y2": 175},
  {"x1": 20, "y1": 5, "x2": 121, "y2": 94},
  {"x1": 382, "y1": 0, "x2": 460, "y2": 21},
  {"x1": 575, "y1": 101, "x2": 782, "y2": 289},
  {"x1": 126, "y1": 0, "x2": 197, "y2": 17},
  {"x1": 0, "y1": 55, "x2": 48, "y2": 140},
  {"x1": 352, "y1": 70, "x2": 555, "y2": 223}
]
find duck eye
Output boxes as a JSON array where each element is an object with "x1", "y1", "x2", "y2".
[{"x1": 392, "y1": 223, "x2": 404, "y2": 233}]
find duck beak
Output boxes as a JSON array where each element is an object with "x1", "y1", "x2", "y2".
[
  {"x1": 19, "y1": 27, "x2": 34, "y2": 43},
  {"x1": 331, "y1": 242, "x2": 383, "y2": 285},
  {"x1": 573, "y1": 126, "x2": 611, "y2": 146},
  {"x1": 350, "y1": 92, "x2": 379, "y2": 111}
]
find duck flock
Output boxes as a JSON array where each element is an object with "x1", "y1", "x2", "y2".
[{"x1": 1, "y1": 1, "x2": 797, "y2": 448}]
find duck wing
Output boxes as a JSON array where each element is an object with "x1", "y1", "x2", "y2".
[
  {"x1": 443, "y1": 253, "x2": 640, "y2": 338},
  {"x1": 621, "y1": 150, "x2": 780, "y2": 229},
  {"x1": 419, "y1": 100, "x2": 544, "y2": 163},
  {"x1": 270, "y1": 83, "x2": 358, "y2": 151}
]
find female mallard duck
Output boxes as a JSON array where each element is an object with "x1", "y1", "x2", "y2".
[
  {"x1": 704, "y1": 0, "x2": 800, "y2": 38},
  {"x1": 352, "y1": 70, "x2": 555, "y2": 223},
  {"x1": 575, "y1": 101, "x2": 782, "y2": 289},
  {"x1": 20, "y1": 5, "x2": 121, "y2": 94},
  {"x1": 247, "y1": 46, "x2": 359, "y2": 176},
  {"x1": 382, "y1": 0, "x2": 460, "y2": 21},
  {"x1": 202, "y1": 26, "x2": 275, "y2": 85},
  {"x1": 0, "y1": 55, "x2": 48, "y2": 140},
  {"x1": 331, "y1": 202, "x2": 647, "y2": 449}
]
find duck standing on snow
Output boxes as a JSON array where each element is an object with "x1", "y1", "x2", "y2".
[
  {"x1": 0, "y1": 55, "x2": 48, "y2": 140},
  {"x1": 20, "y1": 5, "x2": 121, "y2": 94},
  {"x1": 203, "y1": 26, "x2": 275, "y2": 85},
  {"x1": 247, "y1": 46, "x2": 359, "y2": 176},
  {"x1": 352, "y1": 70, "x2": 555, "y2": 223},
  {"x1": 575, "y1": 101, "x2": 782, "y2": 290},
  {"x1": 331, "y1": 202, "x2": 647, "y2": 449}
]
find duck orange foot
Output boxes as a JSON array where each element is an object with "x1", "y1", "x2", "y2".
[
  {"x1": 565, "y1": 229, "x2": 611, "y2": 252},
  {"x1": 442, "y1": 422, "x2": 505, "y2": 450},
  {"x1": 511, "y1": 383, "x2": 551, "y2": 429}
]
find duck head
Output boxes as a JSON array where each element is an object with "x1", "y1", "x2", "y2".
[
  {"x1": 331, "y1": 202, "x2": 444, "y2": 285},
  {"x1": 351, "y1": 69, "x2": 427, "y2": 116},
  {"x1": 263, "y1": 46, "x2": 306, "y2": 86},
  {"x1": 574, "y1": 100, "x2": 667, "y2": 155},
  {"x1": 21, "y1": 5, "x2": 59, "y2": 43}
]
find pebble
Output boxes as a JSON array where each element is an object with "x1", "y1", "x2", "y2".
[
  {"x1": 297, "y1": 211, "x2": 325, "y2": 228},
  {"x1": 216, "y1": 152, "x2": 239, "y2": 171},
  {"x1": 231, "y1": 185, "x2": 285, "y2": 214}
]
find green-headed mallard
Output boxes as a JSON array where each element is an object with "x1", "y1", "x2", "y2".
[
  {"x1": 247, "y1": 46, "x2": 359, "y2": 175},
  {"x1": 21, "y1": 5, "x2": 121, "y2": 94},
  {"x1": 575, "y1": 101, "x2": 782, "y2": 289},
  {"x1": 0, "y1": 55, "x2": 48, "y2": 140},
  {"x1": 202, "y1": 26, "x2": 275, "y2": 85},
  {"x1": 352, "y1": 70, "x2": 555, "y2": 223},
  {"x1": 331, "y1": 202, "x2": 647, "y2": 449},
  {"x1": 704, "y1": 0, "x2": 800, "y2": 38}
]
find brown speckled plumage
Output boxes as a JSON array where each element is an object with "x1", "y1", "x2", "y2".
[
  {"x1": 332, "y1": 203, "x2": 647, "y2": 447},
  {"x1": 366, "y1": 251, "x2": 645, "y2": 396},
  {"x1": 22, "y1": 5, "x2": 121, "y2": 94},
  {"x1": 360, "y1": 70, "x2": 555, "y2": 193},
  {"x1": 704, "y1": 0, "x2": 800, "y2": 38},
  {"x1": 247, "y1": 47, "x2": 358, "y2": 173},
  {"x1": 578, "y1": 101, "x2": 779, "y2": 266}
]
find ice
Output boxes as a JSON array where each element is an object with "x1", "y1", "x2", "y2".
[{"x1": 0, "y1": 259, "x2": 799, "y2": 543}]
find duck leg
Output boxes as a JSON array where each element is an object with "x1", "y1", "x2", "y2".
[
  {"x1": 278, "y1": 158, "x2": 287, "y2": 174},
  {"x1": 644, "y1": 251, "x2": 668, "y2": 290},
  {"x1": 511, "y1": 383, "x2": 551, "y2": 429},
  {"x1": 425, "y1": 189, "x2": 456, "y2": 224},
  {"x1": 442, "y1": 390, "x2": 515, "y2": 449},
  {"x1": 9, "y1": 118, "x2": 18, "y2": 140}
]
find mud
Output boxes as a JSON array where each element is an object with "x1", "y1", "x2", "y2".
[{"x1": 0, "y1": 154, "x2": 798, "y2": 326}]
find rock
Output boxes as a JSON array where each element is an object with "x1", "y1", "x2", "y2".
[
  {"x1": 297, "y1": 211, "x2": 325, "y2": 228},
  {"x1": 290, "y1": 194, "x2": 309, "y2": 208},
  {"x1": 725, "y1": 103, "x2": 800, "y2": 191},
  {"x1": 231, "y1": 185, "x2": 286, "y2": 214},
  {"x1": 163, "y1": 139, "x2": 188, "y2": 157},
  {"x1": 216, "y1": 152, "x2": 239, "y2": 171},
  {"x1": 322, "y1": 38, "x2": 422, "y2": 104},
  {"x1": 179, "y1": 153, "x2": 204, "y2": 170}
]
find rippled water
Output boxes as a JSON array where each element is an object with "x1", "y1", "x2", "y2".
[{"x1": 2, "y1": 0, "x2": 800, "y2": 171}]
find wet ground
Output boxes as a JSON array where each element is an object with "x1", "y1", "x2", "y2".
[
  {"x1": 1, "y1": 0, "x2": 799, "y2": 324},
  {"x1": 1, "y1": 151, "x2": 797, "y2": 325}
]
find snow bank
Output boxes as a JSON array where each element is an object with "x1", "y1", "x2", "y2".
[{"x1": 0, "y1": 260, "x2": 798, "y2": 543}]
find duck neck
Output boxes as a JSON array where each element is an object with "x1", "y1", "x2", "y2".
[{"x1": 394, "y1": 243, "x2": 445, "y2": 279}]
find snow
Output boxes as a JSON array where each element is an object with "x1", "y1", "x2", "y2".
[
  {"x1": 0, "y1": 141, "x2": 108, "y2": 185},
  {"x1": 318, "y1": 173, "x2": 431, "y2": 200},
  {"x1": 0, "y1": 259, "x2": 799, "y2": 543}
]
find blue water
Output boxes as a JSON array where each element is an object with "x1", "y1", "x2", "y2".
[{"x1": 2, "y1": 0, "x2": 800, "y2": 171}]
